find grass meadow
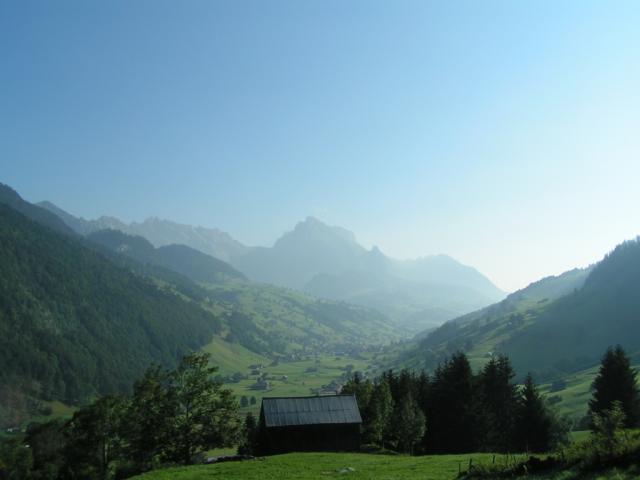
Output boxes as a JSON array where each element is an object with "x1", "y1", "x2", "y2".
[{"x1": 131, "y1": 452, "x2": 510, "y2": 480}]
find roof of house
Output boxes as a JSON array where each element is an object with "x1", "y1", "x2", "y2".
[{"x1": 261, "y1": 395, "x2": 362, "y2": 428}]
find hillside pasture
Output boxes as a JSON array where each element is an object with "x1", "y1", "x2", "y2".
[
  {"x1": 131, "y1": 452, "x2": 512, "y2": 480},
  {"x1": 539, "y1": 360, "x2": 640, "y2": 421},
  {"x1": 222, "y1": 353, "x2": 374, "y2": 410}
]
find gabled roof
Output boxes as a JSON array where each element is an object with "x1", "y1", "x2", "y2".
[{"x1": 261, "y1": 395, "x2": 362, "y2": 427}]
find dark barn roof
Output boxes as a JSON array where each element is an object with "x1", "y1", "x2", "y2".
[{"x1": 261, "y1": 395, "x2": 362, "y2": 428}]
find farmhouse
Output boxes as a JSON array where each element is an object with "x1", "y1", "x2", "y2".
[{"x1": 259, "y1": 395, "x2": 362, "y2": 454}]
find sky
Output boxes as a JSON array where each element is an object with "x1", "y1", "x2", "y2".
[{"x1": 1, "y1": 1, "x2": 640, "y2": 292}]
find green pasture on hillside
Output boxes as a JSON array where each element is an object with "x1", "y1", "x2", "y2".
[
  {"x1": 212, "y1": 350, "x2": 374, "y2": 410},
  {"x1": 539, "y1": 362, "x2": 640, "y2": 421}
]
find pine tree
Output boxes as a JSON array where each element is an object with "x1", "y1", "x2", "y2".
[
  {"x1": 514, "y1": 374, "x2": 559, "y2": 452},
  {"x1": 589, "y1": 346, "x2": 640, "y2": 428},
  {"x1": 237, "y1": 412, "x2": 260, "y2": 455},
  {"x1": 476, "y1": 355, "x2": 519, "y2": 451},
  {"x1": 424, "y1": 352, "x2": 475, "y2": 453},
  {"x1": 341, "y1": 373, "x2": 373, "y2": 409}
]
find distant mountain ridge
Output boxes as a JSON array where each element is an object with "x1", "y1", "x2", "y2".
[
  {"x1": 234, "y1": 217, "x2": 505, "y2": 330},
  {"x1": 87, "y1": 229, "x2": 247, "y2": 284},
  {"x1": 39, "y1": 203, "x2": 505, "y2": 331},
  {"x1": 37, "y1": 201, "x2": 248, "y2": 262}
]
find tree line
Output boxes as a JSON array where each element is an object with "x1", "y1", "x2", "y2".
[
  {"x1": 0, "y1": 352, "x2": 241, "y2": 480},
  {"x1": 2, "y1": 346, "x2": 638, "y2": 479},
  {"x1": 338, "y1": 346, "x2": 639, "y2": 455}
]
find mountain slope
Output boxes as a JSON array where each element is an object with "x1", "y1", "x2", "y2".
[
  {"x1": 502, "y1": 238, "x2": 640, "y2": 377},
  {"x1": 84, "y1": 229, "x2": 396, "y2": 351},
  {"x1": 1, "y1": 187, "x2": 400, "y2": 428},
  {"x1": 1, "y1": 185, "x2": 75, "y2": 236},
  {"x1": 234, "y1": 217, "x2": 504, "y2": 330},
  {"x1": 37, "y1": 197, "x2": 397, "y2": 351},
  {"x1": 392, "y1": 266, "x2": 590, "y2": 372},
  {"x1": 400, "y1": 239, "x2": 640, "y2": 381},
  {"x1": 0, "y1": 202, "x2": 221, "y2": 406},
  {"x1": 87, "y1": 229, "x2": 246, "y2": 284},
  {"x1": 233, "y1": 216, "x2": 370, "y2": 288}
]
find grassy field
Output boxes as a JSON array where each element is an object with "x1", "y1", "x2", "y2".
[
  {"x1": 202, "y1": 336, "x2": 270, "y2": 374},
  {"x1": 131, "y1": 452, "x2": 513, "y2": 480},
  {"x1": 526, "y1": 468, "x2": 640, "y2": 479},
  {"x1": 202, "y1": 335, "x2": 376, "y2": 412},
  {"x1": 227, "y1": 353, "x2": 374, "y2": 414},
  {"x1": 539, "y1": 362, "x2": 640, "y2": 421},
  {"x1": 132, "y1": 444, "x2": 640, "y2": 480}
]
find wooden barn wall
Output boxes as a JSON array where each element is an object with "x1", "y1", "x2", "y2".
[{"x1": 263, "y1": 423, "x2": 360, "y2": 454}]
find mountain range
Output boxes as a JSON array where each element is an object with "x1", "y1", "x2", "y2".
[
  {"x1": 0, "y1": 183, "x2": 398, "y2": 426},
  {"x1": 4, "y1": 180, "x2": 640, "y2": 427},
  {"x1": 38, "y1": 203, "x2": 506, "y2": 331},
  {"x1": 37, "y1": 201, "x2": 249, "y2": 262}
]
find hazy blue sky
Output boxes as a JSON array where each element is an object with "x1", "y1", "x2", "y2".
[{"x1": 2, "y1": 1, "x2": 639, "y2": 291}]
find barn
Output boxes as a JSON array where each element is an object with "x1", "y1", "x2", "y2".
[{"x1": 259, "y1": 395, "x2": 362, "y2": 454}]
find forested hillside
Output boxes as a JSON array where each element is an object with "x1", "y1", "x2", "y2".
[
  {"x1": 203, "y1": 283, "x2": 397, "y2": 357},
  {"x1": 86, "y1": 229, "x2": 397, "y2": 354},
  {"x1": 502, "y1": 239, "x2": 640, "y2": 377},
  {"x1": 0, "y1": 203, "x2": 220, "y2": 415},
  {"x1": 40, "y1": 199, "x2": 400, "y2": 353},
  {"x1": 402, "y1": 239, "x2": 640, "y2": 382}
]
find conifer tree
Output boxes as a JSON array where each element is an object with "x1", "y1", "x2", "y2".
[
  {"x1": 476, "y1": 355, "x2": 519, "y2": 451},
  {"x1": 514, "y1": 374, "x2": 557, "y2": 452},
  {"x1": 424, "y1": 352, "x2": 475, "y2": 453},
  {"x1": 589, "y1": 346, "x2": 640, "y2": 428},
  {"x1": 238, "y1": 412, "x2": 260, "y2": 455}
]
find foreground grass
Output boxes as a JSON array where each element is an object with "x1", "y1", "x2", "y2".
[
  {"x1": 131, "y1": 452, "x2": 506, "y2": 480},
  {"x1": 528, "y1": 467, "x2": 640, "y2": 479}
]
